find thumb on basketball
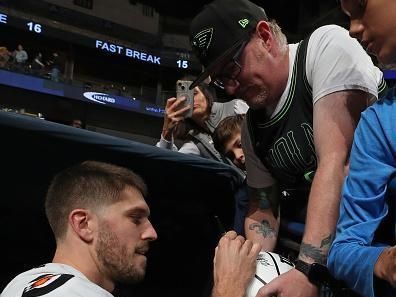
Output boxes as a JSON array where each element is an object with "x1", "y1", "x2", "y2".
[{"x1": 255, "y1": 279, "x2": 280, "y2": 297}]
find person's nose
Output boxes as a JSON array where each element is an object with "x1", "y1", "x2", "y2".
[
  {"x1": 142, "y1": 220, "x2": 158, "y2": 241},
  {"x1": 235, "y1": 149, "x2": 244, "y2": 162},
  {"x1": 233, "y1": 149, "x2": 245, "y2": 168},
  {"x1": 349, "y1": 19, "x2": 364, "y2": 41}
]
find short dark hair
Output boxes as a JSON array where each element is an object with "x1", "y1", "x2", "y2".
[
  {"x1": 213, "y1": 114, "x2": 245, "y2": 154},
  {"x1": 45, "y1": 161, "x2": 147, "y2": 239}
]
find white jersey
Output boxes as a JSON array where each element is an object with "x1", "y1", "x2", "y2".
[
  {"x1": 1, "y1": 263, "x2": 114, "y2": 297},
  {"x1": 242, "y1": 25, "x2": 384, "y2": 189}
]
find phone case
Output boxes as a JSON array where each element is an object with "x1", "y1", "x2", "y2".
[{"x1": 176, "y1": 80, "x2": 194, "y2": 118}]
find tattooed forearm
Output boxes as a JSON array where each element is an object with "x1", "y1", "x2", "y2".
[
  {"x1": 248, "y1": 186, "x2": 279, "y2": 217},
  {"x1": 299, "y1": 242, "x2": 326, "y2": 264},
  {"x1": 320, "y1": 234, "x2": 334, "y2": 249},
  {"x1": 249, "y1": 220, "x2": 277, "y2": 238},
  {"x1": 299, "y1": 234, "x2": 334, "y2": 264}
]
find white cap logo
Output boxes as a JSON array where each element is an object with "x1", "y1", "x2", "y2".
[{"x1": 192, "y1": 28, "x2": 213, "y2": 57}]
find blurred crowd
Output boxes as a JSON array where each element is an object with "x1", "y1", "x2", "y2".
[
  {"x1": 0, "y1": 44, "x2": 61, "y2": 82},
  {"x1": 0, "y1": 43, "x2": 141, "y2": 100}
]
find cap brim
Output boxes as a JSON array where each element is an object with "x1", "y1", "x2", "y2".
[{"x1": 190, "y1": 36, "x2": 248, "y2": 89}]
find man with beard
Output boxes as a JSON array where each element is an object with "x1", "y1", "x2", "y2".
[
  {"x1": 1, "y1": 161, "x2": 260, "y2": 297},
  {"x1": 1, "y1": 160, "x2": 157, "y2": 297},
  {"x1": 328, "y1": 1, "x2": 396, "y2": 297},
  {"x1": 189, "y1": 0, "x2": 386, "y2": 296}
]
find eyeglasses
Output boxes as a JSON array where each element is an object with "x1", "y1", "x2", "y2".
[{"x1": 212, "y1": 41, "x2": 248, "y2": 90}]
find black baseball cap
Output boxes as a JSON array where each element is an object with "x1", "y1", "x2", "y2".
[{"x1": 189, "y1": 0, "x2": 268, "y2": 89}]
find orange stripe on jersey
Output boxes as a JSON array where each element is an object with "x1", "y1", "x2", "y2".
[{"x1": 31, "y1": 275, "x2": 54, "y2": 288}]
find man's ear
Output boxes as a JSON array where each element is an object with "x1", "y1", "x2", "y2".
[
  {"x1": 255, "y1": 20, "x2": 273, "y2": 49},
  {"x1": 69, "y1": 209, "x2": 96, "y2": 243}
]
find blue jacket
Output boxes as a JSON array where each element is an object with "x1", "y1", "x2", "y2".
[{"x1": 328, "y1": 89, "x2": 396, "y2": 297}]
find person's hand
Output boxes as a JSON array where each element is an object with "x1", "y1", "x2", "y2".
[
  {"x1": 212, "y1": 231, "x2": 261, "y2": 297},
  {"x1": 374, "y1": 246, "x2": 396, "y2": 286},
  {"x1": 161, "y1": 97, "x2": 191, "y2": 141},
  {"x1": 256, "y1": 268, "x2": 318, "y2": 297}
]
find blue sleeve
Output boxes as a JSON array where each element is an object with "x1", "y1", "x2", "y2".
[{"x1": 328, "y1": 98, "x2": 396, "y2": 297}]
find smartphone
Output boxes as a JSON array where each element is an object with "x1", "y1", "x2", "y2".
[{"x1": 176, "y1": 80, "x2": 194, "y2": 118}]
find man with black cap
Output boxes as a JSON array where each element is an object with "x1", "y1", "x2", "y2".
[{"x1": 190, "y1": 0, "x2": 385, "y2": 296}]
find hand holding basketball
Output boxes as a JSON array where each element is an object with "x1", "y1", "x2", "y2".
[
  {"x1": 256, "y1": 267, "x2": 318, "y2": 297},
  {"x1": 212, "y1": 231, "x2": 261, "y2": 297}
]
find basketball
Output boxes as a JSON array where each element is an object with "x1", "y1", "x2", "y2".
[{"x1": 246, "y1": 252, "x2": 294, "y2": 297}]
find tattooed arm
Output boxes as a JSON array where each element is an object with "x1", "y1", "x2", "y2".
[
  {"x1": 256, "y1": 90, "x2": 369, "y2": 297},
  {"x1": 240, "y1": 116, "x2": 280, "y2": 251},
  {"x1": 299, "y1": 235, "x2": 334, "y2": 264},
  {"x1": 244, "y1": 185, "x2": 280, "y2": 251},
  {"x1": 299, "y1": 90, "x2": 368, "y2": 265}
]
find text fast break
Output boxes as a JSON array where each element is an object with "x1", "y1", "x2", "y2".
[{"x1": 95, "y1": 40, "x2": 161, "y2": 65}]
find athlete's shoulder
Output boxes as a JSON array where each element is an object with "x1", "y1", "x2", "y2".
[{"x1": 1, "y1": 264, "x2": 113, "y2": 297}]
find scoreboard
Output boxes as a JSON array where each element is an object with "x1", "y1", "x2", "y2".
[{"x1": 0, "y1": 11, "x2": 201, "y2": 71}]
